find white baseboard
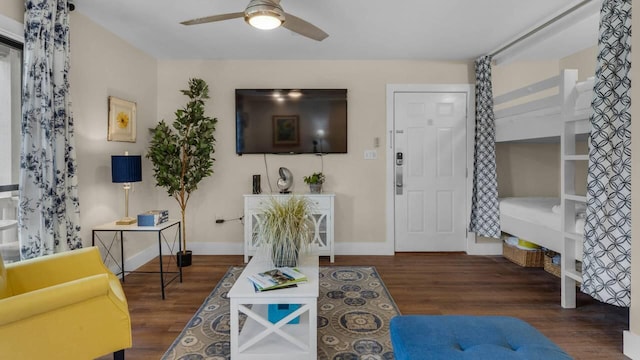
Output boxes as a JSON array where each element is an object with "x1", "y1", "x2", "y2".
[
  {"x1": 112, "y1": 242, "x2": 242, "y2": 274},
  {"x1": 118, "y1": 239, "x2": 501, "y2": 272},
  {"x1": 187, "y1": 241, "x2": 396, "y2": 256},
  {"x1": 174, "y1": 241, "x2": 396, "y2": 256},
  {"x1": 183, "y1": 242, "x2": 244, "y2": 255},
  {"x1": 118, "y1": 241, "x2": 396, "y2": 270},
  {"x1": 624, "y1": 330, "x2": 640, "y2": 359},
  {"x1": 106, "y1": 245, "x2": 159, "y2": 274},
  {"x1": 466, "y1": 234, "x2": 502, "y2": 255},
  {"x1": 336, "y1": 242, "x2": 395, "y2": 256}
]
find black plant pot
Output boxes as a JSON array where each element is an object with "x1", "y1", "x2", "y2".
[{"x1": 176, "y1": 250, "x2": 193, "y2": 267}]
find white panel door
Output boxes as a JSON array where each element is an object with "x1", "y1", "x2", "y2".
[{"x1": 394, "y1": 92, "x2": 467, "y2": 251}]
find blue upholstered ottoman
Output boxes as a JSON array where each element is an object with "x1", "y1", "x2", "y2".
[{"x1": 390, "y1": 315, "x2": 572, "y2": 360}]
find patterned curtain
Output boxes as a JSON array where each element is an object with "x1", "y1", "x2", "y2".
[
  {"x1": 582, "y1": 0, "x2": 631, "y2": 307},
  {"x1": 19, "y1": 0, "x2": 82, "y2": 259},
  {"x1": 469, "y1": 56, "x2": 500, "y2": 239}
]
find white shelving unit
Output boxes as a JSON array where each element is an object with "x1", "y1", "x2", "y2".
[
  {"x1": 560, "y1": 69, "x2": 590, "y2": 308},
  {"x1": 243, "y1": 194, "x2": 335, "y2": 263}
]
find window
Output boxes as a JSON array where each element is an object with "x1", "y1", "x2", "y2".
[
  {"x1": 0, "y1": 35, "x2": 22, "y2": 191},
  {"x1": 0, "y1": 36, "x2": 21, "y2": 262}
]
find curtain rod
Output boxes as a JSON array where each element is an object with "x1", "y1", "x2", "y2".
[{"x1": 489, "y1": 0, "x2": 596, "y2": 58}]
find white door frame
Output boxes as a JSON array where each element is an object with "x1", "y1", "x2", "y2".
[{"x1": 385, "y1": 84, "x2": 484, "y2": 254}]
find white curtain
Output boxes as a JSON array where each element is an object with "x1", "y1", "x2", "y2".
[
  {"x1": 469, "y1": 55, "x2": 500, "y2": 239},
  {"x1": 582, "y1": 0, "x2": 631, "y2": 307},
  {"x1": 19, "y1": 0, "x2": 81, "y2": 258}
]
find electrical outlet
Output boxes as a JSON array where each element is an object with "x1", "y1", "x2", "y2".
[{"x1": 364, "y1": 150, "x2": 377, "y2": 160}]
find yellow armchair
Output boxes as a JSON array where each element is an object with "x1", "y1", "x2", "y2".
[{"x1": 0, "y1": 246, "x2": 132, "y2": 359}]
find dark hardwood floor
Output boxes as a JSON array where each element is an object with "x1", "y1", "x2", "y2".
[{"x1": 98, "y1": 253, "x2": 629, "y2": 360}]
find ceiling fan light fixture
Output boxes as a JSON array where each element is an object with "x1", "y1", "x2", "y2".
[
  {"x1": 247, "y1": 13, "x2": 283, "y2": 30},
  {"x1": 244, "y1": 1, "x2": 285, "y2": 30},
  {"x1": 181, "y1": 0, "x2": 328, "y2": 41}
]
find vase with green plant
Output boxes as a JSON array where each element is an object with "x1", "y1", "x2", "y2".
[
  {"x1": 147, "y1": 78, "x2": 217, "y2": 267},
  {"x1": 258, "y1": 196, "x2": 313, "y2": 267},
  {"x1": 303, "y1": 172, "x2": 325, "y2": 194}
]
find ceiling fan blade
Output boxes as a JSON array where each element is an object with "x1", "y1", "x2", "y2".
[
  {"x1": 181, "y1": 12, "x2": 244, "y2": 26},
  {"x1": 282, "y1": 12, "x2": 328, "y2": 41}
]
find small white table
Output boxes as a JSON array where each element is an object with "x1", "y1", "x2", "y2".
[
  {"x1": 229, "y1": 254, "x2": 319, "y2": 360},
  {"x1": 91, "y1": 219, "x2": 182, "y2": 300}
]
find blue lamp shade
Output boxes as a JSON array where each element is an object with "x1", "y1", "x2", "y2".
[{"x1": 111, "y1": 155, "x2": 142, "y2": 183}]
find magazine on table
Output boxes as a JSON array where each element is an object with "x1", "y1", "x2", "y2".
[{"x1": 247, "y1": 267, "x2": 307, "y2": 291}]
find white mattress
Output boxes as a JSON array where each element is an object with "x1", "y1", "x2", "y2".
[{"x1": 499, "y1": 197, "x2": 585, "y2": 234}]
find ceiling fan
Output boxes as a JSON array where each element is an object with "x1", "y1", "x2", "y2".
[{"x1": 180, "y1": 0, "x2": 329, "y2": 41}]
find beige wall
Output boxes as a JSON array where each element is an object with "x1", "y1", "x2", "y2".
[
  {"x1": 1, "y1": 1, "x2": 160, "y2": 260},
  {"x1": 0, "y1": 2, "x2": 596, "y2": 252},
  {"x1": 493, "y1": 60, "x2": 559, "y2": 109},
  {"x1": 560, "y1": 45, "x2": 598, "y2": 81},
  {"x1": 492, "y1": 50, "x2": 595, "y2": 198},
  {"x1": 495, "y1": 143, "x2": 559, "y2": 197},
  {"x1": 2, "y1": 0, "x2": 637, "y2": 353},
  {"x1": 492, "y1": 60, "x2": 560, "y2": 197},
  {"x1": 1, "y1": 0, "x2": 473, "y2": 255},
  {"x1": 0, "y1": 0, "x2": 22, "y2": 22},
  {"x1": 156, "y1": 60, "x2": 472, "y2": 251},
  {"x1": 69, "y1": 12, "x2": 159, "y2": 255}
]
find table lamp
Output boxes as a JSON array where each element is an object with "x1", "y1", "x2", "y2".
[{"x1": 111, "y1": 152, "x2": 142, "y2": 225}]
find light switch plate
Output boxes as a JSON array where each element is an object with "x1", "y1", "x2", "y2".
[{"x1": 364, "y1": 150, "x2": 377, "y2": 160}]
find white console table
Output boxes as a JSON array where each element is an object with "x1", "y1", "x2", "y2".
[{"x1": 244, "y1": 194, "x2": 335, "y2": 263}]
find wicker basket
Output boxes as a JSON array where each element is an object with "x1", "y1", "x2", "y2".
[
  {"x1": 543, "y1": 254, "x2": 582, "y2": 278},
  {"x1": 544, "y1": 255, "x2": 561, "y2": 277},
  {"x1": 502, "y1": 242, "x2": 544, "y2": 267}
]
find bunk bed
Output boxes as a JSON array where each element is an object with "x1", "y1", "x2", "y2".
[
  {"x1": 499, "y1": 197, "x2": 584, "y2": 256},
  {"x1": 495, "y1": 71, "x2": 592, "y2": 142},
  {"x1": 494, "y1": 69, "x2": 592, "y2": 308}
]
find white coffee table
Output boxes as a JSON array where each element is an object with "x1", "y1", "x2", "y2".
[{"x1": 229, "y1": 254, "x2": 319, "y2": 360}]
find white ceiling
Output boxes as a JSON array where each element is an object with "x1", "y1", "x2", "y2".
[{"x1": 73, "y1": 0, "x2": 600, "y2": 61}]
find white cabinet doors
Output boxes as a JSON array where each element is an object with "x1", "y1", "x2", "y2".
[{"x1": 244, "y1": 194, "x2": 335, "y2": 262}]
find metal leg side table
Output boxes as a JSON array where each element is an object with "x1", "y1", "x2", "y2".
[{"x1": 92, "y1": 219, "x2": 182, "y2": 299}]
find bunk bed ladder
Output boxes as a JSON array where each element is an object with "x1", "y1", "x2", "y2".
[{"x1": 560, "y1": 69, "x2": 586, "y2": 309}]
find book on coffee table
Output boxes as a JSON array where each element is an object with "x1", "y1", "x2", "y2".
[{"x1": 247, "y1": 267, "x2": 307, "y2": 291}]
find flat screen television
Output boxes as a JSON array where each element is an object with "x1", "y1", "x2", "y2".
[{"x1": 235, "y1": 89, "x2": 347, "y2": 154}]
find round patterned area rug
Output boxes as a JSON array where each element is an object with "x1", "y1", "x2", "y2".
[{"x1": 162, "y1": 266, "x2": 400, "y2": 360}]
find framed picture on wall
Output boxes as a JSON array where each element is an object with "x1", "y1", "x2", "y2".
[
  {"x1": 107, "y1": 96, "x2": 137, "y2": 142},
  {"x1": 272, "y1": 115, "x2": 299, "y2": 146}
]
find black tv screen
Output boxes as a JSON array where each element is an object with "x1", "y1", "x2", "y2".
[{"x1": 235, "y1": 89, "x2": 347, "y2": 154}]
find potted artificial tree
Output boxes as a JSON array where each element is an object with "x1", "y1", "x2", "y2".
[
  {"x1": 147, "y1": 78, "x2": 217, "y2": 267},
  {"x1": 259, "y1": 196, "x2": 313, "y2": 267},
  {"x1": 303, "y1": 172, "x2": 325, "y2": 193}
]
